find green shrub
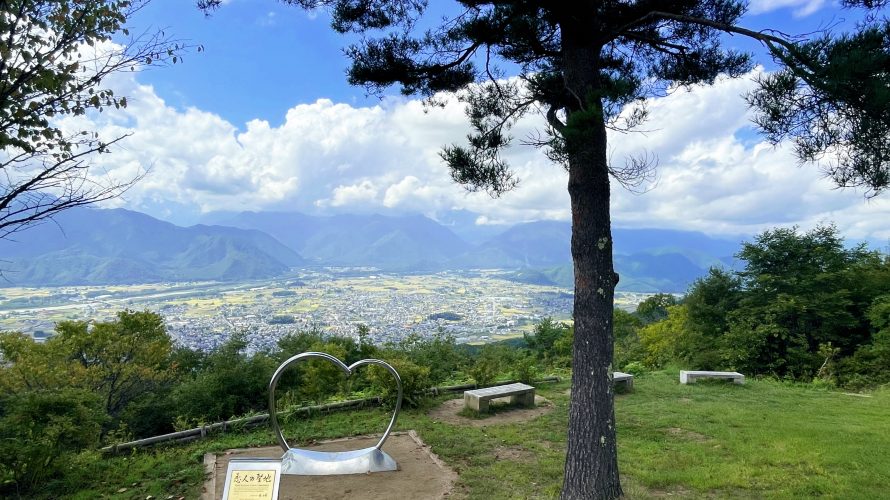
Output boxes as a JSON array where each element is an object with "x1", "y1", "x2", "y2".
[
  {"x1": 391, "y1": 330, "x2": 467, "y2": 384},
  {"x1": 621, "y1": 361, "x2": 647, "y2": 376},
  {"x1": 366, "y1": 355, "x2": 430, "y2": 408},
  {"x1": 468, "y1": 347, "x2": 503, "y2": 386},
  {"x1": 512, "y1": 354, "x2": 539, "y2": 384},
  {"x1": 524, "y1": 318, "x2": 570, "y2": 358},
  {"x1": 0, "y1": 389, "x2": 105, "y2": 496}
]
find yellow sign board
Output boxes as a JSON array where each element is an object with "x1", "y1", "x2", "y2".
[{"x1": 222, "y1": 458, "x2": 281, "y2": 500}]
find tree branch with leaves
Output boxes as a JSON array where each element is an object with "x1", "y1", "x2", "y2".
[{"x1": 0, "y1": 0, "x2": 185, "y2": 238}]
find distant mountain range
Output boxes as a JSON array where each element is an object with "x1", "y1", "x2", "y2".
[
  {"x1": 0, "y1": 208, "x2": 302, "y2": 286},
  {"x1": 0, "y1": 208, "x2": 743, "y2": 291},
  {"x1": 217, "y1": 211, "x2": 470, "y2": 270}
]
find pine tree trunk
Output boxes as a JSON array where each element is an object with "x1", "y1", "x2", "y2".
[{"x1": 559, "y1": 20, "x2": 622, "y2": 500}]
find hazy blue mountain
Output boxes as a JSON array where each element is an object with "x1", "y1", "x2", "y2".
[
  {"x1": 1, "y1": 206, "x2": 743, "y2": 291},
  {"x1": 451, "y1": 220, "x2": 572, "y2": 268},
  {"x1": 209, "y1": 212, "x2": 739, "y2": 290},
  {"x1": 432, "y1": 209, "x2": 508, "y2": 245},
  {"x1": 0, "y1": 208, "x2": 303, "y2": 286},
  {"x1": 462, "y1": 221, "x2": 740, "y2": 292},
  {"x1": 214, "y1": 211, "x2": 470, "y2": 270}
]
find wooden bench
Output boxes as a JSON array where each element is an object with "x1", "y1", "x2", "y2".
[
  {"x1": 464, "y1": 383, "x2": 535, "y2": 413},
  {"x1": 680, "y1": 370, "x2": 745, "y2": 385},
  {"x1": 613, "y1": 371, "x2": 634, "y2": 390}
]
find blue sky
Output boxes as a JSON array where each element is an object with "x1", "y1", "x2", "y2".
[
  {"x1": 125, "y1": 1, "x2": 860, "y2": 127},
  {"x1": 76, "y1": 1, "x2": 890, "y2": 242}
]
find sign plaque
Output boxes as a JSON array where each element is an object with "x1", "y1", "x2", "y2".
[{"x1": 221, "y1": 458, "x2": 281, "y2": 500}]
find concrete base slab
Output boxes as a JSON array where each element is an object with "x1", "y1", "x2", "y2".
[{"x1": 203, "y1": 431, "x2": 456, "y2": 500}]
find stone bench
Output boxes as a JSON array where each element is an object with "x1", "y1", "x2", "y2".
[
  {"x1": 680, "y1": 370, "x2": 745, "y2": 385},
  {"x1": 613, "y1": 371, "x2": 634, "y2": 390},
  {"x1": 464, "y1": 382, "x2": 535, "y2": 413}
]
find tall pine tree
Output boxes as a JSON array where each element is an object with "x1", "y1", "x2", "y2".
[{"x1": 200, "y1": 1, "x2": 889, "y2": 497}]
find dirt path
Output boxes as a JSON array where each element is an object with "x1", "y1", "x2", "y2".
[{"x1": 427, "y1": 395, "x2": 553, "y2": 427}]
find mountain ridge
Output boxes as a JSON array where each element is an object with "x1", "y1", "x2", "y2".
[
  {"x1": 0, "y1": 208, "x2": 742, "y2": 291},
  {"x1": 0, "y1": 208, "x2": 304, "y2": 286}
]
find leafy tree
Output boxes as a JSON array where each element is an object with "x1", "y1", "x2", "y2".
[
  {"x1": 276, "y1": 328, "x2": 327, "y2": 358},
  {"x1": 468, "y1": 344, "x2": 507, "y2": 386},
  {"x1": 639, "y1": 304, "x2": 690, "y2": 368},
  {"x1": 366, "y1": 353, "x2": 431, "y2": 407},
  {"x1": 635, "y1": 293, "x2": 679, "y2": 325},
  {"x1": 839, "y1": 295, "x2": 890, "y2": 387},
  {"x1": 55, "y1": 310, "x2": 175, "y2": 420},
  {"x1": 524, "y1": 317, "x2": 570, "y2": 359},
  {"x1": 391, "y1": 330, "x2": 467, "y2": 384},
  {"x1": 0, "y1": 310, "x2": 176, "y2": 438},
  {"x1": 613, "y1": 308, "x2": 644, "y2": 369},
  {"x1": 0, "y1": 0, "x2": 183, "y2": 239},
  {"x1": 724, "y1": 226, "x2": 876, "y2": 376},
  {"x1": 0, "y1": 330, "x2": 71, "y2": 392},
  {"x1": 677, "y1": 226, "x2": 890, "y2": 380},
  {"x1": 173, "y1": 332, "x2": 276, "y2": 423},
  {"x1": 683, "y1": 268, "x2": 742, "y2": 368},
  {"x1": 201, "y1": 1, "x2": 890, "y2": 496},
  {"x1": 299, "y1": 340, "x2": 350, "y2": 402}
]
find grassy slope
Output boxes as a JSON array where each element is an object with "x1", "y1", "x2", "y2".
[{"x1": 52, "y1": 371, "x2": 890, "y2": 499}]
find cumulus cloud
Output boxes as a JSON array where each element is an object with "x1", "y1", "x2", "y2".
[
  {"x1": 69, "y1": 66, "x2": 890, "y2": 242},
  {"x1": 747, "y1": 0, "x2": 828, "y2": 16}
]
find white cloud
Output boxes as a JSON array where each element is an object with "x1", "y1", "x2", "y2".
[
  {"x1": 322, "y1": 180, "x2": 379, "y2": 207},
  {"x1": 68, "y1": 67, "x2": 890, "y2": 242},
  {"x1": 747, "y1": 0, "x2": 828, "y2": 17}
]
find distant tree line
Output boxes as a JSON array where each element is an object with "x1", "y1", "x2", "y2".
[{"x1": 602, "y1": 225, "x2": 890, "y2": 389}]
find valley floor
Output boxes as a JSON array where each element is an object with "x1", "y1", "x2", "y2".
[{"x1": 0, "y1": 270, "x2": 639, "y2": 349}]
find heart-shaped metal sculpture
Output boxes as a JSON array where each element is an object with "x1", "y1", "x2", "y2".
[{"x1": 268, "y1": 352, "x2": 403, "y2": 475}]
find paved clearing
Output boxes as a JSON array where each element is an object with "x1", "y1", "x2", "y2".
[{"x1": 204, "y1": 432, "x2": 456, "y2": 500}]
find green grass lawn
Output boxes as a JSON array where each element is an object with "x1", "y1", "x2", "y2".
[{"x1": 48, "y1": 371, "x2": 890, "y2": 499}]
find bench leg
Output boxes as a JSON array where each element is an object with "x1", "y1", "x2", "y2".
[
  {"x1": 477, "y1": 399, "x2": 490, "y2": 413},
  {"x1": 511, "y1": 391, "x2": 535, "y2": 408},
  {"x1": 465, "y1": 394, "x2": 490, "y2": 412},
  {"x1": 464, "y1": 394, "x2": 488, "y2": 411}
]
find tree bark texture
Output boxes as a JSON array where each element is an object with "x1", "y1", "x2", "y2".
[{"x1": 559, "y1": 17, "x2": 623, "y2": 500}]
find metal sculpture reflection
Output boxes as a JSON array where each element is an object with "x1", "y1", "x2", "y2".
[{"x1": 268, "y1": 352, "x2": 403, "y2": 475}]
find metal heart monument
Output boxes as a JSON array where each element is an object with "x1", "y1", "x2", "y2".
[{"x1": 268, "y1": 352, "x2": 403, "y2": 475}]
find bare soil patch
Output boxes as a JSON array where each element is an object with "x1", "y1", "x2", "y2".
[
  {"x1": 665, "y1": 427, "x2": 710, "y2": 442},
  {"x1": 491, "y1": 445, "x2": 535, "y2": 462},
  {"x1": 204, "y1": 431, "x2": 456, "y2": 500},
  {"x1": 427, "y1": 395, "x2": 553, "y2": 427}
]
